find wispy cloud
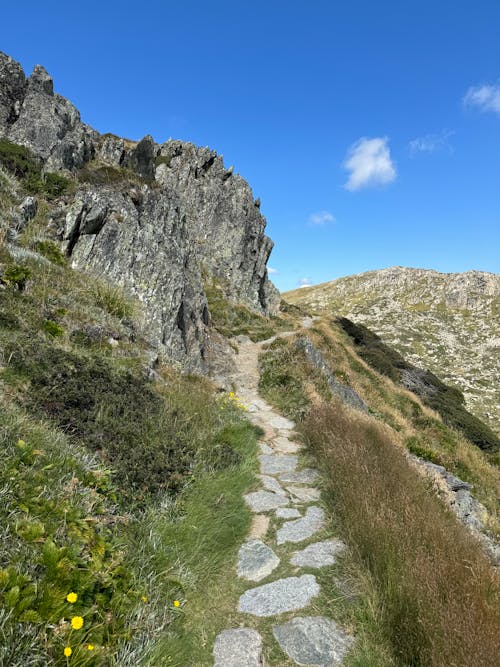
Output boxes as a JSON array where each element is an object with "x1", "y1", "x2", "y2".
[
  {"x1": 308, "y1": 210, "x2": 335, "y2": 225},
  {"x1": 409, "y1": 130, "x2": 455, "y2": 155},
  {"x1": 267, "y1": 266, "x2": 278, "y2": 275},
  {"x1": 298, "y1": 277, "x2": 312, "y2": 288},
  {"x1": 343, "y1": 137, "x2": 396, "y2": 191},
  {"x1": 463, "y1": 82, "x2": 500, "y2": 115}
]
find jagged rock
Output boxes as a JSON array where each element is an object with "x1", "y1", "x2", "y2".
[
  {"x1": 259, "y1": 454, "x2": 298, "y2": 475},
  {"x1": 290, "y1": 539, "x2": 347, "y2": 568},
  {"x1": 244, "y1": 490, "x2": 289, "y2": 513},
  {"x1": 0, "y1": 52, "x2": 27, "y2": 132},
  {"x1": 276, "y1": 506, "x2": 326, "y2": 545},
  {"x1": 0, "y1": 51, "x2": 280, "y2": 371},
  {"x1": 4, "y1": 60, "x2": 97, "y2": 171},
  {"x1": 273, "y1": 616, "x2": 354, "y2": 666},
  {"x1": 213, "y1": 628, "x2": 263, "y2": 667},
  {"x1": 122, "y1": 134, "x2": 156, "y2": 180},
  {"x1": 238, "y1": 574, "x2": 320, "y2": 616},
  {"x1": 279, "y1": 468, "x2": 320, "y2": 484},
  {"x1": 13, "y1": 196, "x2": 38, "y2": 233},
  {"x1": 237, "y1": 539, "x2": 280, "y2": 582}
]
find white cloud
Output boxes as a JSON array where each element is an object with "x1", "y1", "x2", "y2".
[
  {"x1": 298, "y1": 277, "x2": 312, "y2": 288},
  {"x1": 267, "y1": 266, "x2": 278, "y2": 275},
  {"x1": 463, "y1": 82, "x2": 500, "y2": 115},
  {"x1": 308, "y1": 210, "x2": 335, "y2": 225},
  {"x1": 409, "y1": 130, "x2": 454, "y2": 155},
  {"x1": 343, "y1": 137, "x2": 397, "y2": 191}
]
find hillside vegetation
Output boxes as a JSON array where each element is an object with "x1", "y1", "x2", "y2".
[
  {"x1": 0, "y1": 176, "x2": 264, "y2": 664},
  {"x1": 285, "y1": 266, "x2": 500, "y2": 434},
  {"x1": 258, "y1": 316, "x2": 500, "y2": 666}
]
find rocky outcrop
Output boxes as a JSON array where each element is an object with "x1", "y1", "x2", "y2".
[{"x1": 0, "y1": 51, "x2": 279, "y2": 370}]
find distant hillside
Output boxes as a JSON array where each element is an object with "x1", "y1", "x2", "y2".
[{"x1": 285, "y1": 267, "x2": 500, "y2": 434}]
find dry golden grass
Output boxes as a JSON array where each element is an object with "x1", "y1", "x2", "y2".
[{"x1": 303, "y1": 400, "x2": 500, "y2": 667}]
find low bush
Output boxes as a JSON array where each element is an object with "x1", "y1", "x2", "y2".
[{"x1": 0, "y1": 139, "x2": 71, "y2": 199}]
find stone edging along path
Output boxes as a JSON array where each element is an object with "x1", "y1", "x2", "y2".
[{"x1": 213, "y1": 323, "x2": 356, "y2": 666}]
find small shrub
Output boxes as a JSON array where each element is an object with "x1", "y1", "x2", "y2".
[
  {"x1": 42, "y1": 320, "x2": 64, "y2": 337},
  {"x1": 2, "y1": 264, "x2": 31, "y2": 291},
  {"x1": 35, "y1": 240, "x2": 66, "y2": 266}
]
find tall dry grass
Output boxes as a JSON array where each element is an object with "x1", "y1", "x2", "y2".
[{"x1": 303, "y1": 400, "x2": 500, "y2": 667}]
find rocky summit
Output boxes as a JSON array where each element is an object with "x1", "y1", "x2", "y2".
[
  {"x1": 0, "y1": 51, "x2": 279, "y2": 371},
  {"x1": 285, "y1": 266, "x2": 500, "y2": 433}
]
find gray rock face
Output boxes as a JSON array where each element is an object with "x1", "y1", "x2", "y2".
[
  {"x1": 259, "y1": 454, "x2": 298, "y2": 475},
  {"x1": 277, "y1": 506, "x2": 326, "y2": 545},
  {"x1": 0, "y1": 52, "x2": 27, "y2": 132},
  {"x1": 238, "y1": 574, "x2": 320, "y2": 616},
  {"x1": 273, "y1": 616, "x2": 354, "y2": 666},
  {"x1": 237, "y1": 539, "x2": 280, "y2": 582},
  {"x1": 290, "y1": 539, "x2": 347, "y2": 568},
  {"x1": 213, "y1": 628, "x2": 263, "y2": 667},
  {"x1": 0, "y1": 51, "x2": 280, "y2": 370},
  {"x1": 2, "y1": 60, "x2": 97, "y2": 171},
  {"x1": 61, "y1": 186, "x2": 209, "y2": 369},
  {"x1": 244, "y1": 490, "x2": 289, "y2": 513}
]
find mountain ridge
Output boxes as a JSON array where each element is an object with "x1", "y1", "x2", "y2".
[{"x1": 285, "y1": 266, "x2": 500, "y2": 433}]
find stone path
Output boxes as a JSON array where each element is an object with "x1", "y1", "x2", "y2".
[{"x1": 213, "y1": 323, "x2": 355, "y2": 666}]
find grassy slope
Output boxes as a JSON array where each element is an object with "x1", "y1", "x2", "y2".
[
  {"x1": 0, "y1": 184, "x2": 261, "y2": 665},
  {"x1": 258, "y1": 317, "x2": 500, "y2": 666}
]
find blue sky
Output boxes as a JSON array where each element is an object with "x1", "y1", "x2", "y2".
[{"x1": 2, "y1": 1, "x2": 499, "y2": 291}]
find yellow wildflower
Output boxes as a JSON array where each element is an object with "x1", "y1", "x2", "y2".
[
  {"x1": 66, "y1": 592, "x2": 78, "y2": 604},
  {"x1": 71, "y1": 616, "x2": 84, "y2": 630},
  {"x1": 64, "y1": 646, "x2": 72, "y2": 657},
  {"x1": 173, "y1": 599, "x2": 181, "y2": 607},
  {"x1": 141, "y1": 595, "x2": 147, "y2": 603},
  {"x1": 17, "y1": 439, "x2": 25, "y2": 448},
  {"x1": 87, "y1": 644, "x2": 94, "y2": 651}
]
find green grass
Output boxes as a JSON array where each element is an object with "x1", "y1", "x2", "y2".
[
  {"x1": 205, "y1": 279, "x2": 291, "y2": 342},
  {"x1": 0, "y1": 223, "x2": 263, "y2": 664}
]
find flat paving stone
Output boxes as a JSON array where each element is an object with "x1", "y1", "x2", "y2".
[
  {"x1": 213, "y1": 628, "x2": 263, "y2": 666},
  {"x1": 269, "y1": 415, "x2": 295, "y2": 430},
  {"x1": 290, "y1": 539, "x2": 347, "y2": 568},
  {"x1": 259, "y1": 454, "x2": 298, "y2": 475},
  {"x1": 273, "y1": 436, "x2": 301, "y2": 453},
  {"x1": 276, "y1": 507, "x2": 302, "y2": 519},
  {"x1": 259, "y1": 474, "x2": 287, "y2": 496},
  {"x1": 238, "y1": 574, "x2": 320, "y2": 617},
  {"x1": 272, "y1": 616, "x2": 354, "y2": 666},
  {"x1": 259, "y1": 442, "x2": 274, "y2": 454},
  {"x1": 279, "y1": 468, "x2": 320, "y2": 484},
  {"x1": 244, "y1": 490, "x2": 289, "y2": 513},
  {"x1": 237, "y1": 539, "x2": 280, "y2": 582},
  {"x1": 277, "y1": 506, "x2": 326, "y2": 545},
  {"x1": 287, "y1": 485, "x2": 322, "y2": 503}
]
